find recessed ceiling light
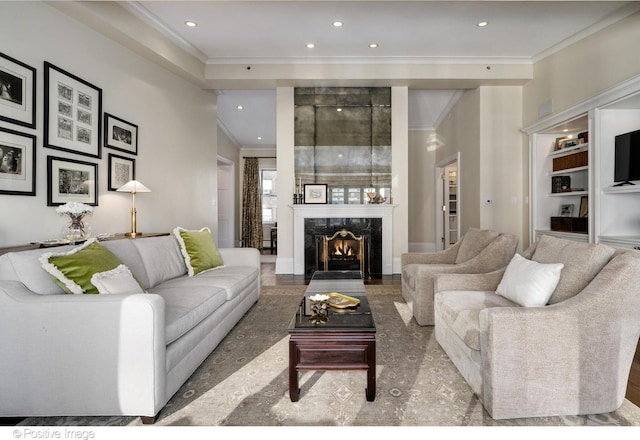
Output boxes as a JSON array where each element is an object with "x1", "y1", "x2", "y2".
[
  {"x1": 563, "y1": 129, "x2": 569, "y2": 132},
  {"x1": 337, "y1": 108, "x2": 342, "y2": 112},
  {"x1": 306, "y1": 43, "x2": 315, "y2": 49},
  {"x1": 236, "y1": 105, "x2": 243, "y2": 110},
  {"x1": 477, "y1": 21, "x2": 489, "y2": 27},
  {"x1": 185, "y1": 21, "x2": 197, "y2": 27},
  {"x1": 333, "y1": 21, "x2": 343, "y2": 27},
  {"x1": 369, "y1": 43, "x2": 379, "y2": 48},
  {"x1": 257, "y1": 136, "x2": 262, "y2": 140}
]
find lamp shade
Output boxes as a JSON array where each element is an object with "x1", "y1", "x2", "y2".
[{"x1": 116, "y1": 180, "x2": 151, "y2": 193}]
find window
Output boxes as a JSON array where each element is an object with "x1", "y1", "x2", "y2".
[{"x1": 261, "y1": 169, "x2": 277, "y2": 223}]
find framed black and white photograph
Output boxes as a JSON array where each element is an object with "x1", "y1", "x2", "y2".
[
  {"x1": 108, "y1": 153, "x2": 135, "y2": 191},
  {"x1": 104, "y1": 113, "x2": 138, "y2": 155},
  {"x1": 579, "y1": 196, "x2": 588, "y2": 218},
  {"x1": 304, "y1": 184, "x2": 328, "y2": 204},
  {"x1": 559, "y1": 203, "x2": 574, "y2": 217},
  {"x1": 0, "y1": 127, "x2": 36, "y2": 196},
  {"x1": 44, "y1": 62, "x2": 102, "y2": 158},
  {"x1": 0, "y1": 52, "x2": 36, "y2": 129},
  {"x1": 47, "y1": 155, "x2": 98, "y2": 206}
]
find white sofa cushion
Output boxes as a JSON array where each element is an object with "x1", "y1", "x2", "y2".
[
  {"x1": 496, "y1": 253, "x2": 564, "y2": 307},
  {"x1": 91, "y1": 264, "x2": 146, "y2": 294}
]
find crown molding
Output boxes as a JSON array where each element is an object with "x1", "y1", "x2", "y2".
[{"x1": 205, "y1": 56, "x2": 534, "y2": 66}]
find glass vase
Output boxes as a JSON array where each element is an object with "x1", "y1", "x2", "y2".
[{"x1": 62, "y1": 214, "x2": 91, "y2": 242}]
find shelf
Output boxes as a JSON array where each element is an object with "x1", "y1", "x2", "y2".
[
  {"x1": 548, "y1": 191, "x2": 588, "y2": 197},
  {"x1": 547, "y1": 143, "x2": 588, "y2": 157},
  {"x1": 602, "y1": 184, "x2": 640, "y2": 194},
  {"x1": 549, "y1": 166, "x2": 588, "y2": 176}
]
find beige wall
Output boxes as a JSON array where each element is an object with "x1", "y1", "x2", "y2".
[
  {"x1": 478, "y1": 86, "x2": 524, "y2": 245},
  {"x1": 524, "y1": 11, "x2": 640, "y2": 127},
  {"x1": 0, "y1": 2, "x2": 218, "y2": 247},
  {"x1": 435, "y1": 86, "x2": 524, "y2": 248},
  {"x1": 436, "y1": 88, "x2": 481, "y2": 235},
  {"x1": 408, "y1": 130, "x2": 436, "y2": 251}
]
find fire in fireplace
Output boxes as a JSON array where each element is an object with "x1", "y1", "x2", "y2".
[{"x1": 318, "y1": 229, "x2": 367, "y2": 276}]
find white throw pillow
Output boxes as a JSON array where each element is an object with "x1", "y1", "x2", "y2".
[
  {"x1": 496, "y1": 253, "x2": 564, "y2": 307},
  {"x1": 90, "y1": 264, "x2": 145, "y2": 294}
]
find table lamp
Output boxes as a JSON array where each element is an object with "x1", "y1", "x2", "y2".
[{"x1": 117, "y1": 179, "x2": 151, "y2": 238}]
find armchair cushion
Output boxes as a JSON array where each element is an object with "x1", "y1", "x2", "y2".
[
  {"x1": 454, "y1": 228, "x2": 500, "y2": 263},
  {"x1": 496, "y1": 253, "x2": 564, "y2": 307},
  {"x1": 531, "y1": 235, "x2": 615, "y2": 304}
]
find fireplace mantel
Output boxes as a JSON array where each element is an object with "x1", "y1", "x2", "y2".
[{"x1": 292, "y1": 204, "x2": 396, "y2": 275}]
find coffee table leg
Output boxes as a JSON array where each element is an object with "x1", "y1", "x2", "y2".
[
  {"x1": 366, "y1": 341, "x2": 376, "y2": 401},
  {"x1": 289, "y1": 340, "x2": 300, "y2": 402}
]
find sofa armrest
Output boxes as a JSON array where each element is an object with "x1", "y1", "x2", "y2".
[
  {"x1": 219, "y1": 247, "x2": 261, "y2": 268},
  {"x1": 0, "y1": 280, "x2": 166, "y2": 417},
  {"x1": 479, "y1": 251, "x2": 640, "y2": 420},
  {"x1": 434, "y1": 269, "x2": 505, "y2": 293}
]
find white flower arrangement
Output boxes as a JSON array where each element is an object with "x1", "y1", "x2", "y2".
[
  {"x1": 309, "y1": 294, "x2": 329, "y2": 302},
  {"x1": 56, "y1": 202, "x2": 94, "y2": 216}
]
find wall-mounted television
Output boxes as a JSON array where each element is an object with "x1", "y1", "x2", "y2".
[{"x1": 614, "y1": 128, "x2": 640, "y2": 186}]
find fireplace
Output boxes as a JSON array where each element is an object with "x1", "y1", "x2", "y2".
[
  {"x1": 304, "y1": 217, "x2": 381, "y2": 279},
  {"x1": 318, "y1": 229, "x2": 367, "y2": 275},
  {"x1": 292, "y1": 204, "x2": 395, "y2": 276}
]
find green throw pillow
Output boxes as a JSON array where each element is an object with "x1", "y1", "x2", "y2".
[
  {"x1": 173, "y1": 227, "x2": 224, "y2": 276},
  {"x1": 40, "y1": 239, "x2": 127, "y2": 294}
]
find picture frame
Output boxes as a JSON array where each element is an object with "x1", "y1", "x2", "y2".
[
  {"x1": 44, "y1": 62, "x2": 102, "y2": 158},
  {"x1": 559, "y1": 203, "x2": 574, "y2": 217},
  {"x1": 108, "y1": 153, "x2": 135, "y2": 191},
  {"x1": 0, "y1": 52, "x2": 36, "y2": 129},
  {"x1": 0, "y1": 126, "x2": 36, "y2": 196},
  {"x1": 104, "y1": 113, "x2": 138, "y2": 155},
  {"x1": 579, "y1": 196, "x2": 588, "y2": 218},
  {"x1": 47, "y1": 155, "x2": 98, "y2": 206},
  {"x1": 303, "y1": 184, "x2": 328, "y2": 204}
]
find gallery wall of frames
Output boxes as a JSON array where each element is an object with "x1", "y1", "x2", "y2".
[{"x1": 0, "y1": 52, "x2": 139, "y2": 205}]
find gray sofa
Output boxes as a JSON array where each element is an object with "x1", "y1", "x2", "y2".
[
  {"x1": 401, "y1": 228, "x2": 518, "y2": 326},
  {"x1": 0, "y1": 235, "x2": 260, "y2": 423},
  {"x1": 433, "y1": 235, "x2": 640, "y2": 419}
]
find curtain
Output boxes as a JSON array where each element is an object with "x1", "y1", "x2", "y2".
[{"x1": 242, "y1": 157, "x2": 263, "y2": 249}]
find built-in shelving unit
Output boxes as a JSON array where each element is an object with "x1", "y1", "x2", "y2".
[
  {"x1": 447, "y1": 170, "x2": 457, "y2": 246},
  {"x1": 593, "y1": 104, "x2": 640, "y2": 250},
  {"x1": 530, "y1": 120, "x2": 591, "y2": 243},
  {"x1": 527, "y1": 84, "x2": 640, "y2": 248}
]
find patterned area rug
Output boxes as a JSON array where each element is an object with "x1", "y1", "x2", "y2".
[{"x1": 19, "y1": 285, "x2": 640, "y2": 427}]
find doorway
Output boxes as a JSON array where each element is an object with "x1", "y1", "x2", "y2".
[
  {"x1": 435, "y1": 153, "x2": 460, "y2": 251},
  {"x1": 217, "y1": 156, "x2": 235, "y2": 248}
]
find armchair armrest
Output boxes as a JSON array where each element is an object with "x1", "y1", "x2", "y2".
[
  {"x1": 0, "y1": 281, "x2": 166, "y2": 417},
  {"x1": 401, "y1": 240, "x2": 461, "y2": 265},
  {"x1": 479, "y1": 251, "x2": 640, "y2": 419},
  {"x1": 434, "y1": 269, "x2": 505, "y2": 293}
]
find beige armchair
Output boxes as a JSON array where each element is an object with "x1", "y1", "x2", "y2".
[
  {"x1": 433, "y1": 235, "x2": 640, "y2": 419},
  {"x1": 401, "y1": 228, "x2": 518, "y2": 326}
]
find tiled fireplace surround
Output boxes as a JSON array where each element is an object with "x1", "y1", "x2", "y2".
[{"x1": 292, "y1": 205, "x2": 395, "y2": 277}]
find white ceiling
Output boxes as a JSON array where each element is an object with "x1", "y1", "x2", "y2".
[{"x1": 123, "y1": 1, "x2": 640, "y2": 149}]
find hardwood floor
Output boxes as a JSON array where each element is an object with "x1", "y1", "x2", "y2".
[
  {"x1": 260, "y1": 262, "x2": 402, "y2": 287},
  {"x1": 627, "y1": 339, "x2": 640, "y2": 407}
]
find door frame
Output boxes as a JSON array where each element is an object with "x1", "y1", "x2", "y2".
[
  {"x1": 435, "y1": 152, "x2": 461, "y2": 251},
  {"x1": 217, "y1": 155, "x2": 235, "y2": 248}
]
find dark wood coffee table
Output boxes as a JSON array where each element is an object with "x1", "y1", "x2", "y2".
[{"x1": 288, "y1": 271, "x2": 376, "y2": 402}]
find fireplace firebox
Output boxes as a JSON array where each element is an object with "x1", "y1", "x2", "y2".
[{"x1": 318, "y1": 229, "x2": 367, "y2": 275}]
